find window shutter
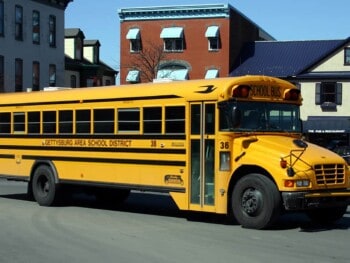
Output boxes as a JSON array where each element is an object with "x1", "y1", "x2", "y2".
[
  {"x1": 315, "y1": 83, "x2": 321, "y2": 105},
  {"x1": 336, "y1": 83, "x2": 342, "y2": 105}
]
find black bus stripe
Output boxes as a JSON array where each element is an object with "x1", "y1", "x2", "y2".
[
  {"x1": 0, "y1": 154, "x2": 15, "y2": 159},
  {"x1": 22, "y1": 155, "x2": 186, "y2": 166},
  {"x1": 0, "y1": 134, "x2": 186, "y2": 140},
  {"x1": 0, "y1": 145, "x2": 185, "y2": 154},
  {"x1": 0, "y1": 95, "x2": 182, "y2": 108},
  {"x1": 60, "y1": 180, "x2": 186, "y2": 193}
]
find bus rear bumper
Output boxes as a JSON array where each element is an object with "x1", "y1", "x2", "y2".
[{"x1": 282, "y1": 190, "x2": 350, "y2": 211}]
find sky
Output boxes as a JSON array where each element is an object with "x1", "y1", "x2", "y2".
[{"x1": 65, "y1": 0, "x2": 350, "y2": 81}]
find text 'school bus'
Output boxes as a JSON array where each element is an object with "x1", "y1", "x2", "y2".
[{"x1": 0, "y1": 75, "x2": 349, "y2": 229}]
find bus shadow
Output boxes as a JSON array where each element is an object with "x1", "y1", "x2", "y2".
[{"x1": 1, "y1": 191, "x2": 350, "y2": 231}]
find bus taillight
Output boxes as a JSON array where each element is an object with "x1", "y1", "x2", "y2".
[
  {"x1": 284, "y1": 89, "x2": 300, "y2": 101},
  {"x1": 232, "y1": 85, "x2": 250, "y2": 98}
]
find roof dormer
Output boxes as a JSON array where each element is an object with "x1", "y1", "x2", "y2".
[
  {"x1": 84, "y1": 40, "x2": 101, "y2": 64},
  {"x1": 64, "y1": 28, "x2": 85, "y2": 60}
]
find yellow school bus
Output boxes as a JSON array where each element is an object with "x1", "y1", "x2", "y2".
[{"x1": 0, "y1": 75, "x2": 349, "y2": 229}]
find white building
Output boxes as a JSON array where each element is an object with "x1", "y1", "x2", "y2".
[
  {"x1": 0, "y1": 0, "x2": 72, "y2": 92},
  {"x1": 231, "y1": 38, "x2": 350, "y2": 147},
  {"x1": 64, "y1": 28, "x2": 118, "y2": 87}
]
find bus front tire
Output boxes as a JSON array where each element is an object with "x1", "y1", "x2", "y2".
[
  {"x1": 32, "y1": 165, "x2": 58, "y2": 206},
  {"x1": 232, "y1": 174, "x2": 281, "y2": 229}
]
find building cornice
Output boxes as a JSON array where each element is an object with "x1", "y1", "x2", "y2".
[
  {"x1": 31, "y1": 0, "x2": 73, "y2": 10},
  {"x1": 118, "y1": 4, "x2": 230, "y2": 21}
]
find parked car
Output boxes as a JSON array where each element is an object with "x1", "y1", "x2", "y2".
[{"x1": 333, "y1": 146, "x2": 350, "y2": 165}]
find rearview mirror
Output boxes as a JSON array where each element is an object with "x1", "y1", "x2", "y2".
[{"x1": 231, "y1": 106, "x2": 241, "y2": 128}]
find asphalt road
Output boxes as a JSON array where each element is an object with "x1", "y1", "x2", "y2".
[{"x1": 0, "y1": 179, "x2": 349, "y2": 263}]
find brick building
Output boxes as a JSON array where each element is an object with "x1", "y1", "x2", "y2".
[{"x1": 118, "y1": 4, "x2": 274, "y2": 84}]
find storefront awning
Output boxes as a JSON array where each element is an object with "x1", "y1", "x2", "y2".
[
  {"x1": 126, "y1": 70, "x2": 140, "y2": 82},
  {"x1": 205, "y1": 26, "x2": 219, "y2": 38},
  {"x1": 126, "y1": 28, "x2": 140, "y2": 39},
  {"x1": 205, "y1": 69, "x2": 219, "y2": 79},
  {"x1": 303, "y1": 116, "x2": 350, "y2": 133},
  {"x1": 160, "y1": 27, "x2": 183, "y2": 38},
  {"x1": 157, "y1": 69, "x2": 188, "y2": 80}
]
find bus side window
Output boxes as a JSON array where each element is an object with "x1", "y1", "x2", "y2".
[
  {"x1": 0, "y1": 112, "x2": 11, "y2": 134},
  {"x1": 13, "y1": 112, "x2": 25, "y2": 133},
  {"x1": 43, "y1": 111, "x2": 56, "y2": 134},
  {"x1": 143, "y1": 107, "x2": 162, "y2": 134},
  {"x1": 59, "y1": 110, "x2": 73, "y2": 134},
  {"x1": 76, "y1": 109, "x2": 91, "y2": 134},
  {"x1": 118, "y1": 108, "x2": 140, "y2": 133},
  {"x1": 28, "y1": 111, "x2": 40, "y2": 134},
  {"x1": 165, "y1": 106, "x2": 185, "y2": 134},
  {"x1": 94, "y1": 109, "x2": 114, "y2": 134},
  {"x1": 205, "y1": 104, "x2": 215, "y2": 134}
]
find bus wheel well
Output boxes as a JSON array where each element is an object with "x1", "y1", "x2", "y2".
[
  {"x1": 28, "y1": 160, "x2": 59, "y2": 197},
  {"x1": 227, "y1": 165, "x2": 275, "y2": 211}
]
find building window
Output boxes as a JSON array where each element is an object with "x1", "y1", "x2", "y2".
[
  {"x1": 32, "y1": 61, "x2": 40, "y2": 91},
  {"x1": 160, "y1": 27, "x2": 184, "y2": 52},
  {"x1": 32, "y1": 11, "x2": 40, "y2": 44},
  {"x1": 126, "y1": 28, "x2": 141, "y2": 52},
  {"x1": 164, "y1": 38, "x2": 183, "y2": 52},
  {"x1": 15, "y1": 58, "x2": 23, "y2": 92},
  {"x1": 205, "y1": 26, "x2": 220, "y2": 51},
  {"x1": 130, "y1": 39, "x2": 141, "y2": 52},
  {"x1": 49, "y1": 64, "x2": 56, "y2": 86},
  {"x1": 15, "y1": 5, "x2": 23, "y2": 41},
  {"x1": 315, "y1": 82, "x2": 342, "y2": 108},
  {"x1": 0, "y1": 1, "x2": 4, "y2": 37},
  {"x1": 157, "y1": 65, "x2": 188, "y2": 81},
  {"x1": 75, "y1": 38, "x2": 82, "y2": 60},
  {"x1": 70, "y1": 75, "x2": 77, "y2": 88},
  {"x1": 126, "y1": 70, "x2": 140, "y2": 83},
  {"x1": 208, "y1": 38, "x2": 219, "y2": 50},
  {"x1": 49, "y1": 15, "x2": 56, "y2": 47},
  {"x1": 93, "y1": 46, "x2": 99, "y2": 63},
  {"x1": 0, "y1": 55, "x2": 4, "y2": 92},
  {"x1": 205, "y1": 69, "x2": 219, "y2": 79},
  {"x1": 344, "y1": 48, "x2": 350, "y2": 65}
]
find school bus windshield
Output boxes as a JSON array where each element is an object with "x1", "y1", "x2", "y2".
[{"x1": 220, "y1": 101, "x2": 302, "y2": 133}]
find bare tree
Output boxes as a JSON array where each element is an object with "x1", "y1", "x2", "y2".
[{"x1": 127, "y1": 41, "x2": 168, "y2": 83}]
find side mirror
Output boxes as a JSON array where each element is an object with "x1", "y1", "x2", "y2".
[{"x1": 231, "y1": 106, "x2": 241, "y2": 128}]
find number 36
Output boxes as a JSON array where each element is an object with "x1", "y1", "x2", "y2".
[{"x1": 220, "y1": 141, "x2": 229, "y2": 149}]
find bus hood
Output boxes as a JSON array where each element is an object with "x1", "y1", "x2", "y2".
[{"x1": 234, "y1": 135, "x2": 346, "y2": 170}]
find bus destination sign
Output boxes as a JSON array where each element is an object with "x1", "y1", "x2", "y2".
[{"x1": 250, "y1": 85, "x2": 282, "y2": 99}]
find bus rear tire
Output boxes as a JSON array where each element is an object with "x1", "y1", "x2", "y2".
[
  {"x1": 32, "y1": 165, "x2": 59, "y2": 206},
  {"x1": 232, "y1": 174, "x2": 281, "y2": 229}
]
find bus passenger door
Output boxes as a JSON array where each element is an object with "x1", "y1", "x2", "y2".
[{"x1": 190, "y1": 103, "x2": 215, "y2": 208}]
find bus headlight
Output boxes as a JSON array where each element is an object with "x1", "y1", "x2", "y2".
[
  {"x1": 296, "y1": 180, "x2": 310, "y2": 187},
  {"x1": 220, "y1": 152, "x2": 231, "y2": 171}
]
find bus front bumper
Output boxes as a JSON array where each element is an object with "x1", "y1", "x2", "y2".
[{"x1": 282, "y1": 190, "x2": 350, "y2": 211}]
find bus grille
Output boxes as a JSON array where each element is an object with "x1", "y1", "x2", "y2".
[{"x1": 314, "y1": 164, "x2": 345, "y2": 186}]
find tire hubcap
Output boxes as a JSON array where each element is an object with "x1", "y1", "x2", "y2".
[{"x1": 241, "y1": 188, "x2": 262, "y2": 216}]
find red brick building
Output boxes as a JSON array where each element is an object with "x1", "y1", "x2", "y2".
[{"x1": 118, "y1": 4, "x2": 274, "y2": 84}]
